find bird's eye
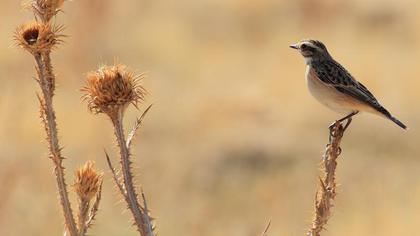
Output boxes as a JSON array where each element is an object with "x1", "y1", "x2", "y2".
[{"x1": 301, "y1": 44, "x2": 307, "y2": 49}]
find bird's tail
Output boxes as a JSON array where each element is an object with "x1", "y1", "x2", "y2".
[{"x1": 377, "y1": 106, "x2": 407, "y2": 130}]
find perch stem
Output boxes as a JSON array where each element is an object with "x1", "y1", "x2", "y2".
[{"x1": 307, "y1": 121, "x2": 346, "y2": 236}]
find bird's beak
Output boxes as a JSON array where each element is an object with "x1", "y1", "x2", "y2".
[{"x1": 289, "y1": 43, "x2": 299, "y2": 49}]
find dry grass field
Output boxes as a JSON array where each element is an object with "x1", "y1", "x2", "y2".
[{"x1": 1, "y1": 0, "x2": 420, "y2": 235}]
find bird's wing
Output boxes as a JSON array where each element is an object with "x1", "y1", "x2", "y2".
[
  {"x1": 312, "y1": 60, "x2": 407, "y2": 129},
  {"x1": 313, "y1": 60, "x2": 383, "y2": 110}
]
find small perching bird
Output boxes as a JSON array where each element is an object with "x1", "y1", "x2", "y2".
[{"x1": 290, "y1": 39, "x2": 407, "y2": 130}]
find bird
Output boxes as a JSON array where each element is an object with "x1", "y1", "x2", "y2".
[{"x1": 290, "y1": 39, "x2": 407, "y2": 130}]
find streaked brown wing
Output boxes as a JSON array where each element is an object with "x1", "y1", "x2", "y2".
[
  {"x1": 312, "y1": 60, "x2": 382, "y2": 110},
  {"x1": 311, "y1": 59, "x2": 407, "y2": 129}
]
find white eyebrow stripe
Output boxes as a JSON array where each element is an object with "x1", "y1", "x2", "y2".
[
  {"x1": 299, "y1": 41, "x2": 318, "y2": 51},
  {"x1": 305, "y1": 41, "x2": 321, "y2": 51}
]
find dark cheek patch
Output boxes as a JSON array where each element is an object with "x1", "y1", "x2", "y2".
[{"x1": 303, "y1": 48, "x2": 315, "y2": 56}]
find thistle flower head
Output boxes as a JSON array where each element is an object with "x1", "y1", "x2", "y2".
[
  {"x1": 26, "y1": 0, "x2": 65, "y2": 22},
  {"x1": 73, "y1": 161, "x2": 103, "y2": 201},
  {"x1": 82, "y1": 64, "x2": 147, "y2": 120},
  {"x1": 15, "y1": 21, "x2": 62, "y2": 54}
]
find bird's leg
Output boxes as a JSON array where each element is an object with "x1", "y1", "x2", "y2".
[
  {"x1": 338, "y1": 111, "x2": 359, "y2": 123},
  {"x1": 329, "y1": 111, "x2": 359, "y2": 133},
  {"x1": 341, "y1": 111, "x2": 359, "y2": 132},
  {"x1": 342, "y1": 117, "x2": 352, "y2": 132}
]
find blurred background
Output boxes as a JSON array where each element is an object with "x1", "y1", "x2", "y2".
[{"x1": 1, "y1": 0, "x2": 420, "y2": 235}]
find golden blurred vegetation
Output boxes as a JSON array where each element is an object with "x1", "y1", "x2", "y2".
[{"x1": 1, "y1": 0, "x2": 420, "y2": 235}]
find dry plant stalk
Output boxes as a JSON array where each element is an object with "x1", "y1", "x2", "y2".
[
  {"x1": 73, "y1": 161, "x2": 103, "y2": 235},
  {"x1": 82, "y1": 63, "x2": 155, "y2": 236},
  {"x1": 15, "y1": 1, "x2": 102, "y2": 236},
  {"x1": 307, "y1": 121, "x2": 345, "y2": 236},
  {"x1": 260, "y1": 220, "x2": 271, "y2": 236}
]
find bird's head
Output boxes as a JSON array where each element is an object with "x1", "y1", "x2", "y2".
[{"x1": 290, "y1": 39, "x2": 332, "y2": 64}]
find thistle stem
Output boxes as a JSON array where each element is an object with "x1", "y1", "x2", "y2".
[
  {"x1": 112, "y1": 112, "x2": 150, "y2": 235},
  {"x1": 77, "y1": 198, "x2": 90, "y2": 236},
  {"x1": 307, "y1": 121, "x2": 345, "y2": 236},
  {"x1": 34, "y1": 52, "x2": 78, "y2": 236}
]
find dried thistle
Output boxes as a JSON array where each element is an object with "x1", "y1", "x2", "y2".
[
  {"x1": 307, "y1": 121, "x2": 345, "y2": 236},
  {"x1": 16, "y1": 1, "x2": 78, "y2": 236},
  {"x1": 14, "y1": 21, "x2": 62, "y2": 54},
  {"x1": 26, "y1": 0, "x2": 65, "y2": 23},
  {"x1": 74, "y1": 161, "x2": 103, "y2": 201},
  {"x1": 73, "y1": 161, "x2": 103, "y2": 236},
  {"x1": 82, "y1": 64, "x2": 146, "y2": 121},
  {"x1": 83, "y1": 63, "x2": 154, "y2": 235}
]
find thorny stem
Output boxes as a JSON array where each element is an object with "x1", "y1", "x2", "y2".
[
  {"x1": 307, "y1": 121, "x2": 345, "y2": 236},
  {"x1": 77, "y1": 198, "x2": 90, "y2": 236},
  {"x1": 41, "y1": 52, "x2": 56, "y2": 94},
  {"x1": 34, "y1": 52, "x2": 78, "y2": 236},
  {"x1": 112, "y1": 110, "x2": 151, "y2": 235},
  {"x1": 85, "y1": 182, "x2": 103, "y2": 229},
  {"x1": 141, "y1": 191, "x2": 154, "y2": 236},
  {"x1": 105, "y1": 151, "x2": 126, "y2": 197}
]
